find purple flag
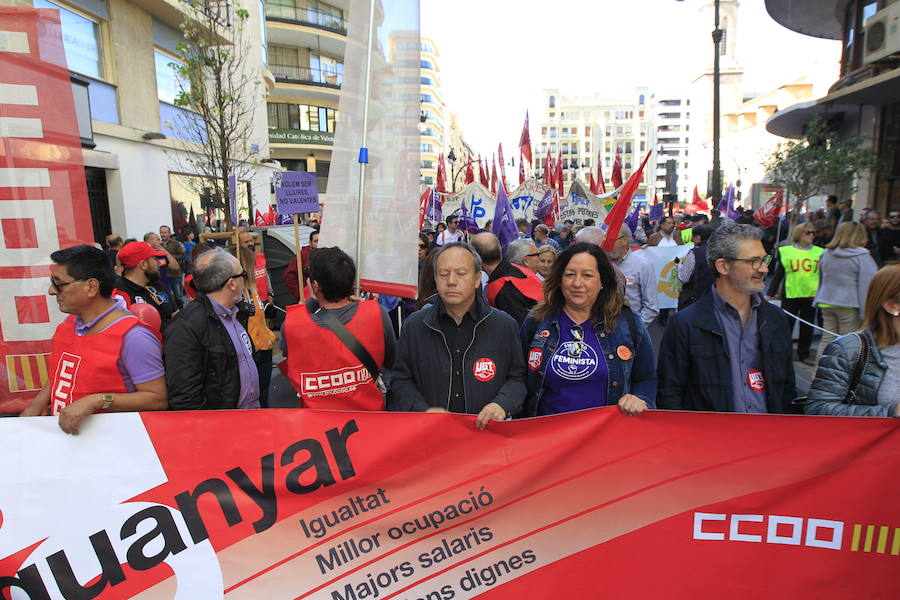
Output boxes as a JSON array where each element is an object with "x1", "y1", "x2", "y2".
[
  {"x1": 277, "y1": 213, "x2": 294, "y2": 225},
  {"x1": 649, "y1": 202, "x2": 664, "y2": 221},
  {"x1": 491, "y1": 183, "x2": 518, "y2": 255},
  {"x1": 458, "y1": 198, "x2": 479, "y2": 234},
  {"x1": 533, "y1": 189, "x2": 553, "y2": 223},
  {"x1": 429, "y1": 188, "x2": 442, "y2": 225},
  {"x1": 719, "y1": 184, "x2": 740, "y2": 219},
  {"x1": 624, "y1": 205, "x2": 641, "y2": 236}
]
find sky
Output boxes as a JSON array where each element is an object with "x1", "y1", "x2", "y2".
[{"x1": 421, "y1": 0, "x2": 841, "y2": 163}]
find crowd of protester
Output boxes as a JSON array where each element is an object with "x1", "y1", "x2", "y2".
[{"x1": 21, "y1": 195, "x2": 900, "y2": 433}]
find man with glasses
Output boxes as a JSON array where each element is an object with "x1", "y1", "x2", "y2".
[
  {"x1": 435, "y1": 216, "x2": 464, "y2": 246},
  {"x1": 472, "y1": 234, "x2": 543, "y2": 324},
  {"x1": 116, "y1": 241, "x2": 178, "y2": 332},
  {"x1": 878, "y1": 210, "x2": 900, "y2": 265},
  {"x1": 20, "y1": 245, "x2": 167, "y2": 433},
  {"x1": 658, "y1": 224, "x2": 796, "y2": 413},
  {"x1": 164, "y1": 247, "x2": 260, "y2": 410}
]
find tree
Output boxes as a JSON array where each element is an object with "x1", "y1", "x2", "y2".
[
  {"x1": 165, "y1": 0, "x2": 264, "y2": 228},
  {"x1": 764, "y1": 116, "x2": 880, "y2": 225}
]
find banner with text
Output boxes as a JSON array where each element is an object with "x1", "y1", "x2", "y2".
[
  {"x1": 633, "y1": 244, "x2": 693, "y2": 309},
  {"x1": 2, "y1": 409, "x2": 898, "y2": 599}
]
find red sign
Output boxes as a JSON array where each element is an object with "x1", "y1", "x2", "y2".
[
  {"x1": 0, "y1": 8, "x2": 94, "y2": 414},
  {"x1": 1, "y1": 409, "x2": 899, "y2": 599},
  {"x1": 473, "y1": 358, "x2": 496, "y2": 382}
]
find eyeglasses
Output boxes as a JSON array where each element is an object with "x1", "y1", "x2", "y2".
[
  {"x1": 525, "y1": 252, "x2": 541, "y2": 258},
  {"x1": 890, "y1": 214, "x2": 900, "y2": 219},
  {"x1": 803, "y1": 231, "x2": 815, "y2": 235},
  {"x1": 49, "y1": 278, "x2": 83, "y2": 291},
  {"x1": 222, "y1": 270, "x2": 247, "y2": 287},
  {"x1": 418, "y1": 244, "x2": 427, "y2": 249},
  {"x1": 726, "y1": 255, "x2": 772, "y2": 270}
]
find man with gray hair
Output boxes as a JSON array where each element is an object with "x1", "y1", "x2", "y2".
[
  {"x1": 164, "y1": 247, "x2": 260, "y2": 410},
  {"x1": 607, "y1": 227, "x2": 658, "y2": 325},
  {"x1": 574, "y1": 225, "x2": 606, "y2": 246},
  {"x1": 471, "y1": 233, "x2": 543, "y2": 324},
  {"x1": 508, "y1": 238, "x2": 541, "y2": 273},
  {"x1": 658, "y1": 223, "x2": 795, "y2": 414},
  {"x1": 533, "y1": 223, "x2": 561, "y2": 252}
]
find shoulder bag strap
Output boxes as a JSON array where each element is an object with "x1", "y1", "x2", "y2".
[
  {"x1": 624, "y1": 308, "x2": 639, "y2": 350},
  {"x1": 843, "y1": 332, "x2": 870, "y2": 404},
  {"x1": 316, "y1": 309, "x2": 380, "y2": 382}
]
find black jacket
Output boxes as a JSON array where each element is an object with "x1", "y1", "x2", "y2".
[
  {"x1": 487, "y1": 260, "x2": 539, "y2": 324},
  {"x1": 164, "y1": 294, "x2": 248, "y2": 410},
  {"x1": 115, "y1": 275, "x2": 178, "y2": 331},
  {"x1": 388, "y1": 293, "x2": 526, "y2": 417},
  {"x1": 657, "y1": 291, "x2": 796, "y2": 413}
]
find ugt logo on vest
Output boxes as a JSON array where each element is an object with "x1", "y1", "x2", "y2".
[
  {"x1": 473, "y1": 358, "x2": 496, "y2": 382},
  {"x1": 52, "y1": 352, "x2": 82, "y2": 415}
]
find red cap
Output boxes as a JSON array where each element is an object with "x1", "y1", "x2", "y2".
[{"x1": 118, "y1": 242, "x2": 166, "y2": 269}]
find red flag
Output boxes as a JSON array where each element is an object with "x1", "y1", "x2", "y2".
[
  {"x1": 436, "y1": 153, "x2": 447, "y2": 193},
  {"x1": 691, "y1": 186, "x2": 710, "y2": 210},
  {"x1": 602, "y1": 150, "x2": 652, "y2": 252},
  {"x1": 418, "y1": 187, "x2": 431, "y2": 231},
  {"x1": 519, "y1": 111, "x2": 532, "y2": 165},
  {"x1": 254, "y1": 209, "x2": 266, "y2": 226},
  {"x1": 267, "y1": 205, "x2": 277, "y2": 226},
  {"x1": 589, "y1": 173, "x2": 597, "y2": 194},
  {"x1": 490, "y1": 156, "x2": 498, "y2": 195},
  {"x1": 544, "y1": 149, "x2": 553, "y2": 186},
  {"x1": 519, "y1": 151, "x2": 525, "y2": 184},
  {"x1": 754, "y1": 189, "x2": 785, "y2": 227},
  {"x1": 597, "y1": 152, "x2": 607, "y2": 194},
  {"x1": 612, "y1": 148, "x2": 623, "y2": 189},
  {"x1": 497, "y1": 143, "x2": 508, "y2": 191},
  {"x1": 555, "y1": 150, "x2": 564, "y2": 197},
  {"x1": 479, "y1": 155, "x2": 489, "y2": 188},
  {"x1": 465, "y1": 156, "x2": 475, "y2": 184}
]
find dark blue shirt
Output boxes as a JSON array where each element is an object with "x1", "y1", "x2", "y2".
[{"x1": 711, "y1": 286, "x2": 767, "y2": 413}]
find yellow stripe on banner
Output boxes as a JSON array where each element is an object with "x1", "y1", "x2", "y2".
[
  {"x1": 20, "y1": 354, "x2": 34, "y2": 391},
  {"x1": 852, "y1": 524, "x2": 862, "y2": 551},
  {"x1": 864, "y1": 525, "x2": 875, "y2": 552},
  {"x1": 892, "y1": 529, "x2": 900, "y2": 556},
  {"x1": 36, "y1": 353, "x2": 48, "y2": 386},
  {"x1": 6, "y1": 356, "x2": 20, "y2": 392},
  {"x1": 877, "y1": 526, "x2": 889, "y2": 554}
]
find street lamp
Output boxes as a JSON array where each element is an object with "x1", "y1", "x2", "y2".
[
  {"x1": 447, "y1": 148, "x2": 473, "y2": 193},
  {"x1": 677, "y1": 0, "x2": 722, "y2": 208}
]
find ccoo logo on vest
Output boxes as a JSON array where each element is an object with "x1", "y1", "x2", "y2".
[
  {"x1": 302, "y1": 366, "x2": 372, "y2": 396},
  {"x1": 51, "y1": 352, "x2": 81, "y2": 415}
]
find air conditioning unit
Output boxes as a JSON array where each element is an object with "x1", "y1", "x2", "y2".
[{"x1": 863, "y1": 3, "x2": 900, "y2": 65}]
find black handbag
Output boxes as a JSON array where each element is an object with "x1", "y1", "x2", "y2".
[{"x1": 793, "y1": 332, "x2": 869, "y2": 409}]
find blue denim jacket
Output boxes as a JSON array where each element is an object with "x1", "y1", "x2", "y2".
[{"x1": 519, "y1": 307, "x2": 657, "y2": 417}]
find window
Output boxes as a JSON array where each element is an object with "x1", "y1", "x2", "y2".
[
  {"x1": 562, "y1": 127, "x2": 569, "y2": 134},
  {"x1": 154, "y1": 50, "x2": 187, "y2": 104},
  {"x1": 550, "y1": 143, "x2": 557, "y2": 153},
  {"x1": 624, "y1": 142, "x2": 632, "y2": 154},
  {"x1": 585, "y1": 126, "x2": 591, "y2": 136},
  {"x1": 35, "y1": 0, "x2": 105, "y2": 79},
  {"x1": 541, "y1": 127, "x2": 547, "y2": 136},
  {"x1": 311, "y1": 53, "x2": 343, "y2": 85},
  {"x1": 420, "y1": 143, "x2": 433, "y2": 153},
  {"x1": 421, "y1": 76, "x2": 433, "y2": 86},
  {"x1": 420, "y1": 41, "x2": 434, "y2": 53},
  {"x1": 584, "y1": 142, "x2": 590, "y2": 153},
  {"x1": 420, "y1": 93, "x2": 435, "y2": 104},
  {"x1": 420, "y1": 60, "x2": 434, "y2": 70},
  {"x1": 572, "y1": 127, "x2": 578, "y2": 135},
  {"x1": 550, "y1": 127, "x2": 557, "y2": 138},
  {"x1": 549, "y1": 95, "x2": 556, "y2": 108},
  {"x1": 639, "y1": 94, "x2": 645, "y2": 105},
  {"x1": 640, "y1": 141, "x2": 645, "y2": 152},
  {"x1": 267, "y1": 103, "x2": 338, "y2": 132},
  {"x1": 421, "y1": 160, "x2": 434, "y2": 169},
  {"x1": 719, "y1": 21, "x2": 727, "y2": 56}
]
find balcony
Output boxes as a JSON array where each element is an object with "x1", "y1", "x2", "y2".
[
  {"x1": 265, "y1": 5, "x2": 347, "y2": 35},
  {"x1": 269, "y1": 64, "x2": 342, "y2": 88}
]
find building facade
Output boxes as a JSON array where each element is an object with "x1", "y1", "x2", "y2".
[
  {"x1": 535, "y1": 88, "x2": 655, "y2": 201},
  {"x1": 5, "y1": 0, "x2": 277, "y2": 242},
  {"x1": 651, "y1": 93, "x2": 692, "y2": 202}
]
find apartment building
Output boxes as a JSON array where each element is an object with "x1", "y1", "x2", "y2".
[{"x1": 651, "y1": 94, "x2": 692, "y2": 202}]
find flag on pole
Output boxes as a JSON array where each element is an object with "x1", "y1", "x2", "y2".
[
  {"x1": 418, "y1": 187, "x2": 431, "y2": 231},
  {"x1": 188, "y1": 204, "x2": 197, "y2": 232},
  {"x1": 533, "y1": 189, "x2": 554, "y2": 227},
  {"x1": 612, "y1": 149, "x2": 623, "y2": 190},
  {"x1": 718, "y1": 184, "x2": 739, "y2": 219},
  {"x1": 519, "y1": 111, "x2": 532, "y2": 165},
  {"x1": 589, "y1": 173, "x2": 597, "y2": 195},
  {"x1": 492, "y1": 182, "x2": 518, "y2": 256},
  {"x1": 624, "y1": 204, "x2": 641, "y2": 236},
  {"x1": 268, "y1": 204, "x2": 277, "y2": 226},
  {"x1": 597, "y1": 153, "x2": 607, "y2": 194},
  {"x1": 754, "y1": 189, "x2": 785, "y2": 227},
  {"x1": 479, "y1": 156, "x2": 489, "y2": 188},
  {"x1": 555, "y1": 151, "x2": 564, "y2": 198},
  {"x1": 254, "y1": 209, "x2": 266, "y2": 226},
  {"x1": 518, "y1": 151, "x2": 525, "y2": 184},
  {"x1": 429, "y1": 187, "x2": 442, "y2": 225},
  {"x1": 458, "y1": 198, "x2": 479, "y2": 235},
  {"x1": 498, "y1": 143, "x2": 508, "y2": 191},
  {"x1": 691, "y1": 185, "x2": 710, "y2": 211},
  {"x1": 465, "y1": 157, "x2": 475, "y2": 184},
  {"x1": 601, "y1": 150, "x2": 652, "y2": 252},
  {"x1": 437, "y1": 153, "x2": 447, "y2": 193},
  {"x1": 543, "y1": 149, "x2": 553, "y2": 186},
  {"x1": 277, "y1": 213, "x2": 293, "y2": 225},
  {"x1": 490, "y1": 155, "x2": 498, "y2": 195}
]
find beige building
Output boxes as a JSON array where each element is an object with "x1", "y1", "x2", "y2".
[{"x1": 535, "y1": 88, "x2": 655, "y2": 201}]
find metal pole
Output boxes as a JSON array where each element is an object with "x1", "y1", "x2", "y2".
[
  {"x1": 354, "y1": 0, "x2": 377, "y2": 294},
  {"x1": 711, "y1": 0, "x2": 723, "y2": 209}
]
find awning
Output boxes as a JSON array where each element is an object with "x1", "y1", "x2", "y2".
[
  {"x1": 764, "y1": 0, "x2": 845, "y2": 40},
  {"x1": 766, "y1": 66, "x2": 900, "y2": 138}
]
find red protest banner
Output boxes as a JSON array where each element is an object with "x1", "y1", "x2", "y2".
[
  {"x1": 2, "y1": 408, "x2": 898, "y2": 599},
  {"x1": 0, "y1": 8, "x2": 95, "y2": 415}
]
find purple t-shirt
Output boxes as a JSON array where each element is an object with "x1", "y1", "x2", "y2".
[
  {"x1": 538, "y1": 312, "x2": 609, "y2": 415},
  {"x1": 208, "y1": 297, "x2": 260, "y2": 409},
  {"x1": 74, "y1": 298, "x2": 164, "y2": 391}
]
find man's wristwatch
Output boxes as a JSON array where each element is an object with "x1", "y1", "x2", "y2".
[{"x1": 100, "y1": 393, "x2": 114, "y2": 410}]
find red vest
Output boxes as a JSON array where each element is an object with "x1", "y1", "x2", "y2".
[
  {"x1": 486, "y1": 264, "x2": 544, "y2": 307},
  {"x1": 283, "y1": 300, "x2": 385, "y2": 411},
  {"x1": 254, "y1": 252, "x2": 269, "y2": 300},
  {"x1": 49, "y1": 314, "x2": 140, "y2": 416}
]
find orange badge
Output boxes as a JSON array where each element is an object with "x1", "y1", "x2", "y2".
[{"x1": 616, "y1": 345, "x2": 633, "y2": 361}]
